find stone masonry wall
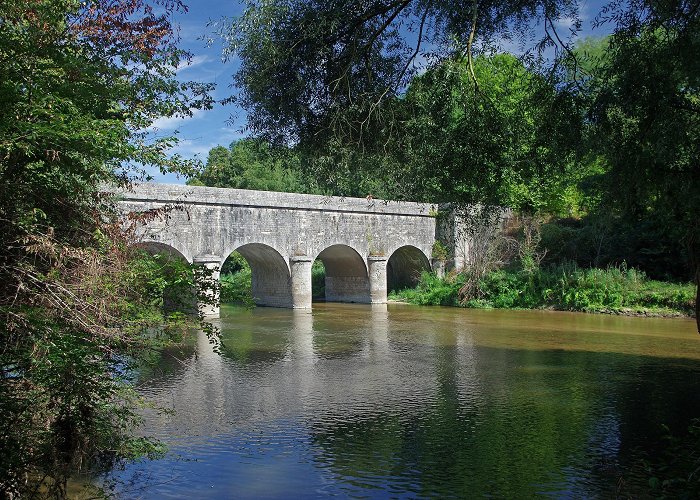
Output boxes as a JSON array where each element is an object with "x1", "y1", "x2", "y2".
[{"x1": 115, "y1": 183, "x2": 470, "y2": 312}]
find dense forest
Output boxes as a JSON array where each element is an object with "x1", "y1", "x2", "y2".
[{"x1": 1, "y1": 0, "x2": 698, "y2": 497}]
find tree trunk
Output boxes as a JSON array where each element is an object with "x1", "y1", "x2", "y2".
[
  {"x1": 688, "y1": 230, "x2": 699, "y2": 334},
  {"x1": 695, "y1": 268, "x2": 699, "y2": 334}
]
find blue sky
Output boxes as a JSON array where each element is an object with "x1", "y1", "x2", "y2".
[
  {"x1": 149, "y1": 0, "x2": 609, "y2": 185},
  {"x1": 145, "y1": 0, "x2": 245, "y2": 184}
]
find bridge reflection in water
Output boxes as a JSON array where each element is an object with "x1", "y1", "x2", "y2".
[{"x1": 113, "y1": 305, "x2": 700, "y2": 498}]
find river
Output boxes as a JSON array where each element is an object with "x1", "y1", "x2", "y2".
[{"x1": 104, "y1": 303, "x2": 700, "y2": 498}]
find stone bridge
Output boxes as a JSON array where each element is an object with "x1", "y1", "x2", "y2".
[{"x1": 116, "y1": 183, "x2": 469, "y2": 317}]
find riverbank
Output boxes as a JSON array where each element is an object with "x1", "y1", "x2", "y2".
[
  {"x1": 389, "y1": 266, "x2": 696, "y2": 318},
  {"x1": 219, "y1": 262, "x2": 695, "y2": 319}
]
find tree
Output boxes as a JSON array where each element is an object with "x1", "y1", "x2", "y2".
[
  {"x1": 582, "y1": 7, "x2": 700, "y2": 331},
  {"x1": 189, "y1": 139, "x2": 310, "y2": 193},
  {"x1": 221, "y1": 0, "x2": 581, "y2": 148},
  {"x1": 218, "y1": 0, "x2": 596, "y2": 205},
  {"x1": 0, "y1": 0, "x2": 212, "y2": 495},
  {"x1": 390, "y1": 54, "x2": 583, "y2": 212}
]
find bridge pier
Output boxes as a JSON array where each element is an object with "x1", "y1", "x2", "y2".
[
  {"x1": 368, "y1": 256, "x2": 388, "y2": 304},
  {"x1": 290, "y1": 255, "x2": 313, "y2": 309},
  {"x1": 193, "y1": 254, "x2": 221, "y2": 318}
]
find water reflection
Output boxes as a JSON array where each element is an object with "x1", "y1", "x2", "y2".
[{"x1": 110, "y1": 305, "x2": 700, "y2": 498}]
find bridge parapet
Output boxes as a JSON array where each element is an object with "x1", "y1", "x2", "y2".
[{"x1": 118, "y1": 183, "x2": 437, "y2": 217}]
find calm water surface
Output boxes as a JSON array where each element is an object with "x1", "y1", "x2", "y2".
[{"x1": 107, "y1": 304, "x2": 700, "y2": 498}]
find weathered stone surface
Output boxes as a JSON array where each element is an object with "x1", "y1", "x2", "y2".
[{"x1": 115, "y1": 183, "x2": 468, "y2": 317}]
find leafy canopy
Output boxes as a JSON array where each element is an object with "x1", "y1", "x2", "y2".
[
  {"x1": 390, "y1": 53, "x2": 583, "y2": 212},
  {"x1": 188, "y1": 139, "x2": 314, "y2": 193},
  {"x1": 222, "y1": 0, "x2": 580, "y2": 147}
]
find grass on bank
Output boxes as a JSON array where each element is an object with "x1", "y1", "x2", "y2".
[{"x1": 389, "y1": 264, "x2": 696, "y2": 317}]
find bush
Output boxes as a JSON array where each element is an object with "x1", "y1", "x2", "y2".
[
  {"x1": 312, "y1": 260, "x2": 326, "y2": 299},
  {"x1": 220, "y1": 269, "x2": 253, "y2": 305},
  {"x1": 393, "y1": 264, "x2": 695, "y2": 316},
  {"x1": 390, "y1": 271, "x2": 463, "y2": 306},
  {"x1": 221, "y1": 251, "x2": 249, "y2": 275},
  {"x1": 478, "y1": 270, "x2": 524, "y2": 308},
  {"x1": 539, "y1": 216, "x2": 690, "y2": 281},
  {"x1": 633, "y1": 419, "x2": 700, "y2": 498}
]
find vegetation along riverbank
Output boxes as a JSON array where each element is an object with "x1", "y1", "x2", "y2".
[
  {"x1": 220, "y1": 255, "x2": 695, "y2": 319},
  {"x1": 389, "y1": 267, "x2": 695, "y2": 318}
]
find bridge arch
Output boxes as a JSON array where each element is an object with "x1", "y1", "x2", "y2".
[
  {"x1": 314, "y1": 244, "x2": 370, "y2": 303},
  {"x1": 387, "y1": 245, "x2": 431, "y2": 292},
  {"x1": 230, "y1": 243, "x2": 292, "y2": 308},
  {"x1": 134, "y1": 241, "x2": 190, "y2": 263},
  {"x1": 133, "y1": 241, "x2": 195, "y2": 313}
]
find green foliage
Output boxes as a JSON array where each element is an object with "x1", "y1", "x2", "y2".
[
  {"x1": 312, "y1": 260, "x2": 326, "y2": 300},
  {"x1": 188, "y1": 139, "x2": 321, "y2": 194},
  {"x1": 431, "y1": 241, "x2": 449, "y2": 261},
  {"x1": 129, "y1": 252, "x2": 196, "y2": 316},
  {"x1": 475, "y1": 270, "x2": 525, "y2": 308},
  {"x1": 222, "y1": 0, "x2": 580, "y2": 148},
  {"x1": 389, "y1": 271, "x2": 464, "y2": 307},
  {"x1": 0, "y1": 1, "x2": 213, "y2": 496},
  {"x1": 636, "y1": 419, "x2": 700, "y2": 498},
  {"x1": 393, "y1": 266, "x2": 695, "y2": 316},
  {"x1": 587, "y1": 24, "x2": 700, "y2": 227},
  {"x1": 221, "y1": 270, "x2": 254, "y2": 306},
  {"x1": 221, "y1": 1, "x2": 593, "y2": 205},
  {"x1": 0, "y1": 245, "x2": 204, "y2": 497},
  {"x1": 392, "y1": 54, "x2": 583, "y2": 211},
  {"x1": 221, "y1": 251, "x2": 249, "y2": 275},
  {"x1": 540, "y1": 215, "x2": 690, "y2": 281},
  {"x1": 576, "y1": 12, "x2": 700, "y2": 329},
  {"x1": 220, "y1": 253, "x2": 255, "y2": 306}
]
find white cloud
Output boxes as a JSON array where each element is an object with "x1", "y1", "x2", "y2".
[
  {"x1": 149, "y1": 109, "x2": 205, "y2": 131},
  {"x1": 555, "y1": 16, "x2": 577, "y2": 30},
  {"x1": 176, "y1": 55, "x2": 211, "y2": 73}
]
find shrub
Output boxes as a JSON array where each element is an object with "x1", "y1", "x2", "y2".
[
  {"x1": 394, "y1": 263, "x2": 695, "y2": 316},
  {"x1": 220, "y1": 269, "x2": 253, "y2": 305},
  {"x1": 312, "y1": 260, "x2": 326, "y2": 299},
  {"x1": 390, "y1": 271, "x2": 462, "y2": 306}
]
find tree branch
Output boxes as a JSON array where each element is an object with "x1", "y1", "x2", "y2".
[
  {"x1": 467, "y1": 0, "x2": 479, "y2": 91},
  {"x1": 356, "y1": 2, "x2": 431, "y2": 141},
  {"x1": 396, "y1": 0, "x2": 431, "y2": 87},
  {"x1": 329, "y1": 0, "x2": 412, "y2": 96}
]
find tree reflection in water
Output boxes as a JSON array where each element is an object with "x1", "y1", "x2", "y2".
[{"x1": 107, "y1": 305, "x2": 700, "y2": 498}]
